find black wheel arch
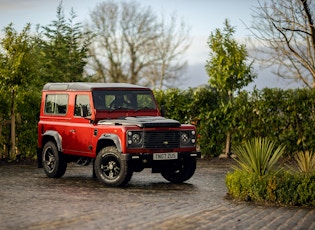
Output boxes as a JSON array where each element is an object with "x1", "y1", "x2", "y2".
[
  {"x1": 38, "y1": 130, "x2": 62, "y2": 168},
  {"x1": 42, "y1": 130, "x2": 62, "y2": 151},
  {"x1": 97, "y1": 134, "x2": 122, "y2": 153}
]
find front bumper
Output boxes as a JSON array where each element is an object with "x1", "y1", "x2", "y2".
[{"x1": 121, "y1": 151, "x2": 201, "y2": 161}]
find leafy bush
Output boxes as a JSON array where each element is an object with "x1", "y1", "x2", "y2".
[
  {"x1": 226, "y1": 170, "x2": 268, "y2": 202},
  {"x1": 155, "y1": 87, "x2": 315, "y2": 158},
  {"x1": 232, "y1": 137, "x2": 285, "y2": 176},
  {"x1": 226, "y1": 170, "x2": 315, "y2": 206},
  {"x1": 16, "y1": 89, "x2": 41, "y2": 158},
  {"x1": 155, "y1": 87, "x2": 223, "y2": 158},
  {"x1": 226, "y1": 137, "x2": 315, "y2": 206},
  {"x1": 287, "y1": 151, "x2": 315, "y2": 175}
]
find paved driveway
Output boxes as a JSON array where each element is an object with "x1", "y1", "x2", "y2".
[{"x1": 0, "y1": 159, "x2": 314, "y2": 230}]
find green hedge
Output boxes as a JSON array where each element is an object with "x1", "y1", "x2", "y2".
[
  {"x1": 155, "y1": 87, "x2": 315, "y2": 158},
  {"x1": 226, "y1": 170, "x2": 315, "y2": 206},
  {"x1": 154, "y1": 87, "x2": 224, "y2": 157},
  {"x1": 16, "y1": 89, "x2": 41, "y2": 158}
]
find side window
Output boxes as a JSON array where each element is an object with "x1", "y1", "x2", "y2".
[
  {"x1": 74, "y1": 95, "x2": 91, "y2": 117},
  {"x1": 44, "y1": 94, "x2": 68, "y2": 115}
]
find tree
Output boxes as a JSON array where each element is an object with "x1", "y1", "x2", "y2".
[
  {"x1": 205, "y1": 19, "x2": 256, "y2": 155},
  {"x1": 250, "y1": 0, "x2": 315, "y2": 88},
  {"x1": 0, "y1": 23, "x2": 38, "y2": 160},
  {"x1": 40, "y1": 2, "x2": 92, "y2": 83},
  {"x1": 86, "y1": 0, "x2": 190, "y2": 89},
  {"x1": 141, "y1": 14, "x2": 191, "y2": 89}
]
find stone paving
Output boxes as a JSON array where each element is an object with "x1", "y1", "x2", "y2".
[{"x1": 0, "y1": 159, "x2": 314, "y2": 230}]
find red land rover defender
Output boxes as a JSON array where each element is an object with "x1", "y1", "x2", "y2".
[{"x1": 37, "y1": 82, "x2": 201, "y2": 186}]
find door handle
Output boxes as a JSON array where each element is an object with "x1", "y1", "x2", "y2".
[{"x1": 70, "y1": 129, "x2": 76, "y2": 133}]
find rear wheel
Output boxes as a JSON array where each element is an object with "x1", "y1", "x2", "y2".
[
  {"x1": 42, "y1": 141, "x2": 67, "y2": 178},
  {"x1": 94, "y1": 146, "x2": 133, "y2": 187},
  {"x1": 161, "y1": 158, "x2": 196, "y2": 183}
]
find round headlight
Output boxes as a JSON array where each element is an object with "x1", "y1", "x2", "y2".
[
  {"x1": 181, "y1": 132, "x2": 190, "y2": 143},
  {"x1": 132, "y1": 133, "x2": 142, "y2": 144}
]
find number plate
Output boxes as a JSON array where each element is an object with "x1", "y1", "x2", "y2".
[{"x1": 153, "y1": 152, "x2": 178, "y2": 160}]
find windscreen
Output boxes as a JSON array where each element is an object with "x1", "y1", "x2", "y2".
[{"x1": 92, "y1": 90, "x2": 156, "y2": 110}]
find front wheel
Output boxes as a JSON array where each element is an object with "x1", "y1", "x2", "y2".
[
  {"x1": 42, "y1": 141, "x2": 67, "y2": 178},
  {"x1": 94, "y1": 146, "x2": 133, "y2": 187},
  {"x1": 161, "y1": 158, "x2": 196, "y2": 184}
]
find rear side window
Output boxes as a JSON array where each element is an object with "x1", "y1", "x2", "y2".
[{"x1": 44, "y1": 94, "x2": 68, "y2": 115}]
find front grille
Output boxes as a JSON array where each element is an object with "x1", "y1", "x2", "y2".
[{"x1": 144, "y1": 131, "x2": 180, "y2": 149}]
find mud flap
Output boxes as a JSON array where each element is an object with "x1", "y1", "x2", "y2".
[{"x1": 37, "y1": 148, "x2": 43, "y2": 168}]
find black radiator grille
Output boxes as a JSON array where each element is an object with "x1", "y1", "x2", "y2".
[{"x1": 144, "y1": 131, "x2": 180, "y2": 149}]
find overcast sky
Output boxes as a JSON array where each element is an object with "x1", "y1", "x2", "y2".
[{"x1": 0, "y1": 0, "x2": 302, "y2": 90}]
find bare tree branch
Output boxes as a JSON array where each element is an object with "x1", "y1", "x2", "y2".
[{"x1": 249, "y1": 0, "x2": 315, "y2": 88}]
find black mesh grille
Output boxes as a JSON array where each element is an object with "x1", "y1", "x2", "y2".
[{"x1": 144, "y1": 131, "x2": 180, "y2": 149}]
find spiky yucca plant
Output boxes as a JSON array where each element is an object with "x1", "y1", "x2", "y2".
[
  {"x1": 232, "y1": 137, "x2": 285, "y2": 176},
  {"x1": 288, "y1": 151, "x2": 315, "y2": 175}
]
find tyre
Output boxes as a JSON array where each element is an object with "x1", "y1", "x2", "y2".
[
  {"x1": 42, "y1": 141, "x2": 67, "y2": 178},
  {"x1": 161, "y1": 157, "x2": 196, "y2": 183},
  {"x1": 94, "y1": 146, "x2": 133, "y2": 187}
]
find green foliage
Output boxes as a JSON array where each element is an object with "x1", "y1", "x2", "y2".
[
  {"x1": 226, "y1": 170, "x2": 268, "y2": 203},
  {"x1": 205, "y1": 19, "x2": 256, "y2": 154},
  {"x1": 15, "y1": 88, "x2": 41, "y2": 158},
  {"x1": 154, "y1": 86, "x2": 222, "y2": 157},
  {"x1": 0, "y1": 23, "x2": 40, "y2": 159},
  {"x1": 243, "y1": 88, "x2": 315, "y2": 155},
  {"x1": 205, "y1": 19, "x2": 256, "y2": 94},
  {"x1": 0, "y1": 89, "x2": 10, "y2": 154},
  {"x1": 232, "y1": 137, "x2": 285, "y2": 176},
  {"x1": 226, "y1": 170, "x2": 315, "y2": 206},
  {"x1": 0, "y1": 23, "x2": 38, "y2": 88},
  {"x1": 287, "y1": 151, "x2": 315, "y2": 175},
  {"x1": 0, "y1": 89, "x2": 10, "y2": 117},
  {"x1": 226, "y1": 136, "x2": 315, "y2": 206},
  {"x1": 39, "y1": 2, "x2": 92, "y2": 83},
  {"x1": 155, "y1": 87, "x2": 315, "y2": 158},
  {"x1": 155, "y1": 88, "x2": 189, "y2": 123}
]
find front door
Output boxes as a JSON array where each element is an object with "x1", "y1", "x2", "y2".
[{"x1": 66, "y1": 94, "x2": 94, "y2": 155}]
